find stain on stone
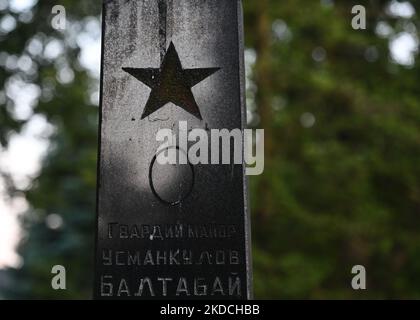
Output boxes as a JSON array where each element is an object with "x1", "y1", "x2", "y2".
[
  {"x1": 158, "y1": 0, "x2": 168, "y2": 62},
  {"x1": 127, "y1": 0, "x2": 138, "y2": 54}
]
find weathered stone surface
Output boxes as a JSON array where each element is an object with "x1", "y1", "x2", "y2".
[{"x1": 94, "y1": 0, "x2": 251, "y2": 300}]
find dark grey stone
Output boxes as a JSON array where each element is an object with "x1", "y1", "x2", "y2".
[{"x1": 94, "y1": 0, "x2": 252, "y2": 299}]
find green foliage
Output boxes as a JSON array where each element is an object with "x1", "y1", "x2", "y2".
[
  {"x1": 0, "y1": 0, "x2": 100, "y2": 298},
  {"x1": 1, "y1": 0, "x2": 420, "y2": 299},
  {"x1": 246, "y1": 0, "x2": 420, "y2": 299}
]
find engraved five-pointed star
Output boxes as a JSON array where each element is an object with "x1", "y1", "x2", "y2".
[{"x1": 122, "y1": 42, "x2": 220, "y2": 120}]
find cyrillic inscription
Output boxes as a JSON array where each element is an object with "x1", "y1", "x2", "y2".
[
  {"x1": 102, "y1": 249, "x2": 240, "y2": 266},
  {"x1": 100, "y1": 275, "x2": 241, "y2": 297},
  {"x1": 107, "y1": 223, "x2": 237, "y2": 240}
]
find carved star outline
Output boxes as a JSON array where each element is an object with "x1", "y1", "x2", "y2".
[{"x1": 123, "y1": 42, "x2": 220, "y2": 120}]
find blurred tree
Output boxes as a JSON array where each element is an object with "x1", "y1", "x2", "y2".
[
  {"x1": 245, "y1": 0, "x2": 420, "y2": 298},
  {"x1": 0, "y1": 0, "x2": 101, "y2": 298},
  {"x1": 0, "y1": 0, "x2": 420, "y2": 299}
]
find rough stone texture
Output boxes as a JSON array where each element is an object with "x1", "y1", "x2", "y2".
[{"x1": 94, "y1": 0, "x2": 251, "y2": 299}]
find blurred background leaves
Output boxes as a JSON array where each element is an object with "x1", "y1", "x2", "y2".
[{"x1": 1, "y1": 0, "x2": 420, "y2": 299}]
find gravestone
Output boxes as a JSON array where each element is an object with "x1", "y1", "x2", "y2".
[{"x1": 94, "y1": 0, "x2": 252, "y2": 299}]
